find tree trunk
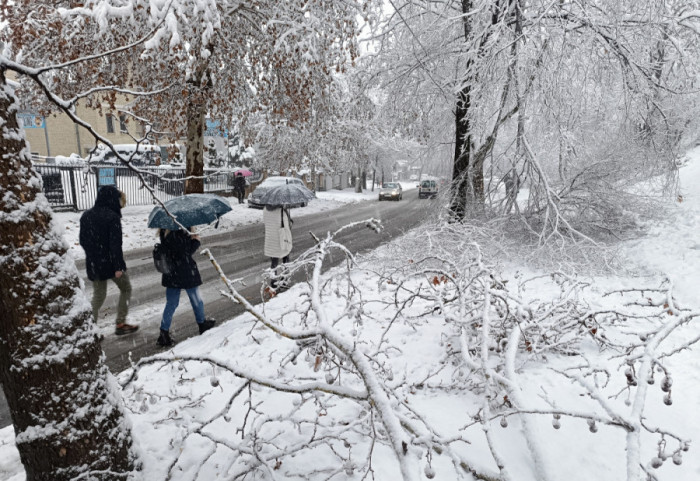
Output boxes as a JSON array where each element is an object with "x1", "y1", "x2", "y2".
[
  {"x1": 450, "y1": 82, "x2": 472, "y2": 221},
  {"x1": 0, "y1": 73, "x2": 138, "y2": 480},
  {"x1": 450, "y1": 0, "x2": 510, "y2": 220},
  {"x1": 185, "y1": 92, "x2": 206, "y2": 194},
  {"x1": 185, "y1": 59, "x2": 214, "y2": 195},
  {"x1": 449, "y1": 0, "x2": 476, "y2": 221}
]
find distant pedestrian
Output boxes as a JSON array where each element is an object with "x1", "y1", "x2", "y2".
[
  {"x1": 263, "y1": 205, "x2": 293, "y2": 290},
  {"x1": 155, "y1": 227, "x2": 215, "y2": 347},
  {"x1": 79, "y1": 185, "x2": 138, "y2": 335},
  {"x1": 233, "y1": 172, "x2": 247, "y2": 204}
]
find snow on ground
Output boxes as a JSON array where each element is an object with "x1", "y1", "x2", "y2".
[
  {"x1": 619, "y1": 153, "x2": 700, "y2": 306},
  {"x1": 2, "y1": 152, "x2": 700, "y2": 480}
]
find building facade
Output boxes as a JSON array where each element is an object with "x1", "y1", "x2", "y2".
[{"x1": 19, "y1": 103, "x2": 140, "y2": 159}]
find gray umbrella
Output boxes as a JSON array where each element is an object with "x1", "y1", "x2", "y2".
[{"x1": 257, "y1": 183, "x2": 315, "y2": 207}]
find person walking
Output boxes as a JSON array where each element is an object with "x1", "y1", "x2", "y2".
[
  {"x1": 79, "y1": 185, "x2": 138, "y2": 335},
  {"x1": 156, "y1": 227, "x2": 215, "y2": 347},
  {"x1": 263, "y1": 205, "x2": 293, "y2": 290},
  {"x1": 233, "y1": 172, "x2": 247, "y2": 204}
]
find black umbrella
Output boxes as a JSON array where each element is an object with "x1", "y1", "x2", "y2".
[{"x1": 147, "y1": 194, "x2": 232, "y2": 230}]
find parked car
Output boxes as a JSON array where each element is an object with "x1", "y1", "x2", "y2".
[
  {"x1": 378, "y1": 182, "x2": 403, "y2": 201},
  {"x1": 418, "y1": 179, "x2": 438, "y2": 199},
  {"x1": 247, "y1": 176, "x2": 311, "y2": 209}
]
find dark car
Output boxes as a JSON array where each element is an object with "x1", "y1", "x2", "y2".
[
  {"x1": 247, "y1": 176, "x2": 311, "y2": 209},
  {"x1": 378, "y1": 182, "x2": 403, "y2": 201}
]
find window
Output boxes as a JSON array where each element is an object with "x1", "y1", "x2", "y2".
[
  {"x1": 119, "y1": 114, "x2": 127, "y2": 133},
  {"x1": 106, "y1": 114, "x2": 114, "y2": 133}
]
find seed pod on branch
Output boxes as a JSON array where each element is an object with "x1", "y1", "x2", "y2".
[
  {"x1": 587, "y1": 419, "x2": 598, "y2": 433},
  {"x1": 661, "y1": 376, "x2": 672, "y2": 393}
]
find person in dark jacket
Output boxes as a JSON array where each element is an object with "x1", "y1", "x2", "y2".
[
  {"x1": 233, "y1": 172, "x2": 247, "y2": 204},
  {"x1": 79, "y1": 185, "x2": 138, "y2": 335},
  {"x1": 156, "y1": 227, "x2": 215, "y2": 347}
]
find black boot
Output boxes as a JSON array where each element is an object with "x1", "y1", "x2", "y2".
[
  {"x1": 198, "y1": 318, "x2": 216, "y2": 334},
  {"x1": 156, "y1": 329, "x2": 174, "y2": 347}
]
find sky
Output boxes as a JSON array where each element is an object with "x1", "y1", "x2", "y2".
[{"x1": 1, "y1": 152, "x2": 700, "y2": 480}]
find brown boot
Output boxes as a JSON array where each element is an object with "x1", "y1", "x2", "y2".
[{"x1": 115, "y1": 323, "x2": 139, "y2": 335}]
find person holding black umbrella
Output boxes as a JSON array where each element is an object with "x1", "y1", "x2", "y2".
[{"x1": 155, "y1": 227, "x2": 216, "y2": 347}]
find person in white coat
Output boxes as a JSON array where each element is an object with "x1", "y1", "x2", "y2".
[{"x1": 263, "y1": 205, "x2": 293, "y2": 273}]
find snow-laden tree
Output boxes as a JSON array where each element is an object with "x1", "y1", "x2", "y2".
[
  {"x1": 366, "y1": 0, "x2": 700, "y2": 232},
  {"x1": 5, "y1": 0, "x2": 370, "y2": 192},
  {"x1": 0, "y1": 72, "x2": 140, "y2": 480},
  {"x1": 251, "y1": 74, "x2": 377, "y2": 186}
]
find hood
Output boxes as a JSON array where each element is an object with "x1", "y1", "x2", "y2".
[{"x1": 94, "y1": 185, "x2": 123, "y2": 216}]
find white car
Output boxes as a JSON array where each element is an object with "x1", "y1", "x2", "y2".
[
  {"x1": 247, "y1": 176, "x2": 311, "y2": 208},
  {"x1": 418, "y1": 179, "x2": 438, "y2": 199}
]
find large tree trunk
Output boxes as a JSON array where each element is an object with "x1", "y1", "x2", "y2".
[
  {"x1": 0, "y1": 73, "x2": 138, "y2": 480},
  {"x1": 450, "y1": 0, "x2": 510, "y2": 220},
  {"x1": 185, "y1": 90, "x2": 206, "y2": 194},
  {"x1": 450, "y1": 82, "x2": 472, "y2": 220},
  {"x1": 449, "y1": 0, "x2": 476, "y2": 221},
  {"x1": 185, "y1": 59, "x2": 214, "y2": 195}
]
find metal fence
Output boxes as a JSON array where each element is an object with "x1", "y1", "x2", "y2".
[{"x1": 32, "y1": 164, "x2": 243, "y2": 211}]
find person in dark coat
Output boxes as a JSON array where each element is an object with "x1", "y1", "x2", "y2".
[
  {"x1": 79, "y1": 185, "x2": 138, "y2": 335},
  {"x1": 233, "y1": 172, "x2": 247, "y2": 204},
  {"x1": 156, "y1": 227, "x2": 215, "y2": 347}
]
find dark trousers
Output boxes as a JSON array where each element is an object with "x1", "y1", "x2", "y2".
[
  {"x1": 270, "y1": 256, "x2": 289, "y2": 269},
  {"x1": 270, "y1": 256, "x2": 289, "y2": 288},
  {"x1": 234, "y1": 188, "x2": 244, "y2": 204}
]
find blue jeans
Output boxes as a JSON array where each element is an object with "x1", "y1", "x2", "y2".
[{"x1": 160, "y1": 287, "x2": 206, "y2": 332}]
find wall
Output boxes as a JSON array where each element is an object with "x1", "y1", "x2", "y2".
[{"x1": 20, "y1": 101, "x2": 141, "y2": 158}]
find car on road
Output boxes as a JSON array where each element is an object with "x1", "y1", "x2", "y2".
[
  {"x1": 378, "y1": 182, "x2": 403, "y2": 201},
  {"x1": 247, "y1": 176, "x2": 311, "y2": 209},
  {"x1": 418, "y1": 179, "x2": 438, "y2": 199}
]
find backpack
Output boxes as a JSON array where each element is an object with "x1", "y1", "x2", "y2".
[{"x1": 153, "y1": 232, "x2": 172, "y2": 274}]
